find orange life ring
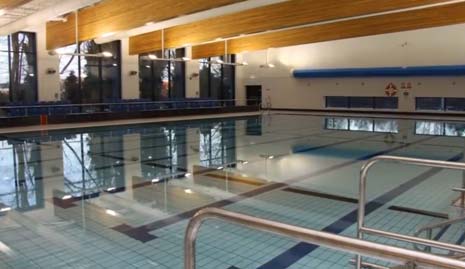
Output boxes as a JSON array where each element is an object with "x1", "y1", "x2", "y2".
[{"x1": 385, "y1": 83, "x2": 398, "y2": 97}]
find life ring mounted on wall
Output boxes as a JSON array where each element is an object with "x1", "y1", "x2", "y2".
[{"x1": 385, "y1": 83, "x2": 398, "y2": 97}]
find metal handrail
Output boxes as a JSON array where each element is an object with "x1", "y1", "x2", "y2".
[
  {"x1": 413, "y1": 216, "x2": 465, "y2": 253},
  {"x1": 357, "y1": 155, "x2": 465, "y2": 269},
  {"x1": 185, "y1": 208, "x2": 465, "y2": 269}
]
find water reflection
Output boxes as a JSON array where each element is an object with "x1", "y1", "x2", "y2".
[
  {"x1": 416, "y1": 121, "x2": 465, "y2": 137},
  {"x1": 325, "y1": 117, "x2": 399, "y2": 133},
  {"x1": 0, "y1": 140, "x2": 43, "y2": 211}
]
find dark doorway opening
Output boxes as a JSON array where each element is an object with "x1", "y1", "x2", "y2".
[{"x1": 246, "y1": 85, "x2": 262, "y2": 106}]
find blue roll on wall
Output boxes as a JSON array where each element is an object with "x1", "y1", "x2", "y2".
[{"x1": 293, "y1": 65, "x2": 465, "y2": 78}]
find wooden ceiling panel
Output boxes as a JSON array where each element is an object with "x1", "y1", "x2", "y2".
[
  {"x1": 46, "y1": 0, "x2": 244, "y2": 50},
  {"x1": 191, "y1": 1, "x2": 465, "y2": 59},
  {"x1": 0, "y1": 0, "x2": 31, "y2": 10},
  {"x1": 129, "y1": 0, "x2": 450, "y2": 55}
]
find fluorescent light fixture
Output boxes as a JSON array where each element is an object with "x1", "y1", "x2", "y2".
[
  {"x1": 151, "y1": 178, "x2": 160, "y2": 183},
  {"x1": 62, "y1": 195, "x2": 73, "y2": 200},
  {"x1": 268, "y1": 156, "x2": 275, "y2": 160},
  {"x1": 242, "y1": 161, "x2": 249, "y2": 165},
  {"x1": 182, "y1": 57, "x2": 191, "y2": 61},
  {"x1": 148, "y1": 54, "x2": 158, "y2": 60},
  {"x1": 101, "y1": 32, "x2": 115, "y2": 38},
  {"x1": 215, "y1": 37, "x2": 224, "y2": 41},
  {"x1": 101, "y1": 51, "x2": 113, "y2": 58},
  {"x1": 145, "y1": 21, "x2": 155, "y2": 26},
  {"x1": 0, "y1": 207, "x2": 12, "y2": 213},
  {"x1": 105, "y1": 209, "x2": 118, "y2": 216},
  {"x1": 217, "y1": 166, "x2": 224, "y2": 170},
  {"x1": 184, "y1": 189, "x2": 193, "y2": 194},
  {"x1": 107, "y1": 187, "x2": 116, "y2": 192},
  {"x1": 145, "y1": 65, "x2": 151, "y2": 68},
  {"x1": 241, "y1": 61, "x2": 249, "y2": 66}
]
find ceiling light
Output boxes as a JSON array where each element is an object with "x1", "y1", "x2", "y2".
[
  {"x1": 217, "y1": 166, "x2": 224, "y2": 170},
  {"x1": 62, "y1": 195, "x2": 73, "y2": 200},
  {"x1": 242, "y1": 161, "x2": 249, "y2": 165},
  {"x1": 182, "y1": 57, "x2": 191, "y2": 61},
  {"x1": 101, "y1": 32, "x2": 115, "y2": 38},
  {"x1": 184, "y1": 189, "x2": 193, "y2": 194},
  {"x1": 0, "y1": 10, "x2": 5, "y2": 17},
  {"x1": 215, "y1": 37, "x2": 224, "y2": 41},
  {"x1": 148, "y1": 54, "x2": 157, "y2": 60},
  {"x1": 101, "y1": 51, "x2": 113, "y2": 58},
  {"x1": 107, "y1": 187, "x2": 116, "y2": 192},
  {"x1": 151, "y1": 178, "x2": 160, "y2": 183},
  {"x1": 268, "y1": 156, "x2": 275, "y2": 160},
  {"x1": 112, "y1": 63, "x2": 118, "y2": 67},
  {"x1": 241, "y1": 61, "x2": 249, "y2": 66},
  {"x1": 145, "y1": 65, "x2": 151, "y2": 68},
  {"x1": 268, "y1": 63, "x2": 275, "y2": 68},
  {"x1": 185, "y1": 173, "x2": 192, "y2": 178},
  {"x1": 145, "y1": 22, "x2": 155, "y2": 26}
]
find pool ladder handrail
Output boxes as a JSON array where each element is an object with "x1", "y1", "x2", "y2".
[
  {"x1": 184, "y1": 208, "x2": 465, "y2": 269},
  {"x1": 357, "y1": 155, "x2": 465, "y2": 269}
]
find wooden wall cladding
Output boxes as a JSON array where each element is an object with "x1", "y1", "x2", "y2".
[
  {"x1": 191, "y1": 1, "x2": 465, "y2": 59},
  {"x1": 46, "y1": 0, "x2": 244, "y2": 50},
  {"x1": 0, "y1": 0, "x2": 31, "y2": 9},
  {"x1": 129, "y1": 0, "x2": 450, "y2": 55}
]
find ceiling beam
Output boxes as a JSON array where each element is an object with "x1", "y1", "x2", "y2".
[
  {"x1": 191, "y1": 1, "x2": 465, "y2": 59},
  {"x1": 46, "y1": 0, "x2": 245, "y2": 50},
  {"x1": 129, "y1": 0, "x2": 450, "y2": 55}
]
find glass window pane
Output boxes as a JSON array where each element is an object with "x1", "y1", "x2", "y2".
[
  {"x1": 59, "y1": 44, "x2": 80, "y2": 103},
  {"x1": 326, "y1": 96, "x2": 349, "y2": 108},
  {"x1": 0, "y1": 52, "x2": 9, "y2": 103},
  {"x1": 374, "y1": 97, "x2": 398, "y2": 109},
  {"x1": 416, "y1": 97, "x2": 443, "y2": 111},
  {"x1": 350, "y1": 97, "x2": 373, "y2": 108},
  {"x1": 445, "y1": 123, "x2": 465, "y2": 137},
  {"x1": 445, "y1": 98, "x2": 465, "y2": 111}
]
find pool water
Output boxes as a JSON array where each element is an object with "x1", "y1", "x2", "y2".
[{"x1": 0, "y1": 113, "x2": 465, "y2": 268}]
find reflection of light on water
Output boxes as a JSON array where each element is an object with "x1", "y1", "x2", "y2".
[{"x1": 0, "y1": 240, "x2": 14, "y2": 257}]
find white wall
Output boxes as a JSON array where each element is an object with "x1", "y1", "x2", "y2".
[
  {"x1": 30, "y1": 21, "x2": 465, "y2": 113},
  {"x1": 236, "y1": 23, "x2": 465, "y2": 112}
]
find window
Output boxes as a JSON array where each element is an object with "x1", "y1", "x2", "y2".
[
  {"x1": 374, "y1": 97, "x2": 398, "y2": 109},
  {"x1": 0, "y1": 32, "x2": 37, "y2": 104},
  {"x1": 59, "y1": 40, "x2": 121, "y2": 104},
  {"x1": 445, "y1": 98, "x2": 465, "y2": 112},
  {"x1": 416, "y1": 97, "x2": 443, "y2": 111},
  {"x1": 199, "y1": 55, "x2": 236, "y2": 104},
  {"x1": 325, "y1": 96, "x2": 398, "y2": 110},
  {"x1": 325, "y1": 97, "x2": 348, "y2": 108},
  {"x1": 139, "y1": 49, "x2": 185, "y2": 101},
  {"x1": 416, "y1": 121, "x2": 465, "y2": 137}
]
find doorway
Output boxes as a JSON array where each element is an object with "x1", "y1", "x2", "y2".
[{"x1": 246, "y1": 85, "x2": 262, "y2": 106}]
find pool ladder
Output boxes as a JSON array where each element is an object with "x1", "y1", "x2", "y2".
[{"x1": 184, "y1": 156, "x2": 465, "y2": 269}]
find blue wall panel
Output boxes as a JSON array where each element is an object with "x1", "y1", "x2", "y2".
[{"x1": 293, "y1": 65, "x2": 465, "y2": 78}]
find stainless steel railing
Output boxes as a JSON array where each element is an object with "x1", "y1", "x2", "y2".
[
  {"x1": 184, "y1": 208, "x2": 465, "y2": 269},
  {"x1": 357, "y1": 155, "x2": 465, "y2": 269}
]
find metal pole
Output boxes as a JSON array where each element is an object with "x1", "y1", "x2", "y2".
[{"x1": 185, "y1": 208, "x2": 465, "y2": 269}]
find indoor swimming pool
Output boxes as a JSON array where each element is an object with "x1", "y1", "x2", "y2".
[{"x1": 1, "y1": 113, "x2": 465, "y2": 268}]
